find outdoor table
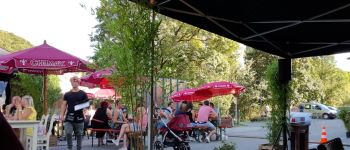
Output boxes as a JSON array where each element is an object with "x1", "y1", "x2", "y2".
[{"x1": 8, "y1": 120, "x2": 40, "y2": 150}]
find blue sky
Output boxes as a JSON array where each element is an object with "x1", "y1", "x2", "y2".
[{"x1": 0, "y1": 0, "x2": 349, "y2": 72}]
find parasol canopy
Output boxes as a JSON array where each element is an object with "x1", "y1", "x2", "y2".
[
  {"x1": 0, "y1": 40, "x2": 93, "y2": 74},
  {"x1": 94, "y1": 88, "x2": 121, "y2": 100},
  {"x1": 80, "y1": 68, "x2": 114, "y2": 89},
  {"x1": 195, "y1": 81, "x2": 245, "y2": 97},
  {"x1": 171, "y1": 88, "x2": 211, "y2": 102},
  {"x1": 0, "y1": 40, "x2": 93, "y2": 114}
]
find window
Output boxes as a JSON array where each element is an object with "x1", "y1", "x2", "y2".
[
  {"x1": 304, "y1": 104, "x2": 311, "y2": 109},
  {"x1": 315, "y1": 105, "x2": 322, "y2": 110}
]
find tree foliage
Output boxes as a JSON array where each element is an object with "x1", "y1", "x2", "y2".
[
  {"x1": 91, "y1": 0, "x2": 240, "y2": 115},
  {"x1": 92, "y1": 0, "x2": 160, "y2": 110},
  {"x1": 0, "y1": 30, "x2": 32, "y2": 52},
  {"x1": 90, "y1": 0, "x2": 350, "y2": 123}
]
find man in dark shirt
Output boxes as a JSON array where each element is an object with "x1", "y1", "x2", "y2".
[{"x1": 60, "y1": 76, "x2": 88, "y2": 150}]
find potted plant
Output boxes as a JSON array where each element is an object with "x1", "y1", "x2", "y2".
[{"x1": 338, "y1": 109, "x2": 350, "y2": 138}]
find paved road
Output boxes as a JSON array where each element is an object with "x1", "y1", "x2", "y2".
[
  {"x1": 225, "y1": 119, "x2": 350, "y2": 150},
  {"x1": 51, "y1": 119, "x2": 349, "y2": 150}
]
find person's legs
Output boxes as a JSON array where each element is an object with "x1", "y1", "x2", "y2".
[
  {"x1": 205, "y1": 122, "x2": 216, "y2": 143},
  {"x1": 96, "y1": 131, "x2": 106, "y2": 145},
  {"x1": 122, "y1": 124, "x2": 130, "y2": 148},
  {"x1": 65, "y1": 122, "x2": 74, "y2": 150},
  {"x1": 74, "y1": 122, "x2": 84, "y2": 150},
  {"x1": 113, "y1": 123, "x2": 129, "y2": 146}
]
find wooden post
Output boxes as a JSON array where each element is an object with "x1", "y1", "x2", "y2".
[{"x1": 43, "y1": 74, "x2": 48, "y2": 115}]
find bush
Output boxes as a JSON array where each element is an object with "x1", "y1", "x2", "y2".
[
  {"x1": 214, "y1": 141, "x2": 236, "y2": 150},
  {"x1": 338, "y1": 109, "x2": 350, "y2": 132}
]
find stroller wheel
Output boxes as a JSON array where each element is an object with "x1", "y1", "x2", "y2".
[
  {"x1": 194, "y1": 130, "x2": 201, "y2": 142},
  {"x1": 154, "y1": 141, "x2": 163, "y2": 150},
  {"x1": 173, "y1": 142, "x2": 190, "y2": 150}
]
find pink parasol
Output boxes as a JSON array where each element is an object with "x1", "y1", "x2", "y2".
[
  {"x1": 0, "y1": 40, "x2": 93, "y2": 114},
  {"x1": 171, "y1": 88, "x2": 211, "y2": 102},
  {"x1": 0, "y1": 40, "x2": 93, "y2": 74},
  {"x1": 86, "y1": 93, "x2": 95, "y2": 100},
  {"x1": 94, "y1": 89, "x2": 121, "y2": 100},
  {"x1": 195, "y1": 81, "x2": 245, "y2": 97},
  {"x1": 80, "y1": 68, "x2": 114, "y2": 89}
]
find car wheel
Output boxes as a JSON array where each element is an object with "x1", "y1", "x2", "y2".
[{"x1": 322, "y1": 113, "x2": 329, "y2": 119}]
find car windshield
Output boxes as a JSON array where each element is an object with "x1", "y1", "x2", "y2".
[
  {"x1": 328, "y1": 106, "x2": 336, "y2": 110},
  {"x1": 318, "y1": 104, "x2": 330, "y2": 110}
]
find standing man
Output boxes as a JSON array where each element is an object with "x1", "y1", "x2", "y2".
[{"x1": 60, "y1": 76, "x2": 88, "y2": 150}]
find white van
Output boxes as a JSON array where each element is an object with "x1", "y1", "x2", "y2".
[{"x1": 299, "y1": 102, "x2": 337, "y2": 119}]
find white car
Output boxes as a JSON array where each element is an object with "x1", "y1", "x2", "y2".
[{"x1": 299, "y1": 102, "x2": 337, "y2": 119}]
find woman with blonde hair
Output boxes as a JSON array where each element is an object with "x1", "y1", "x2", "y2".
[
  {"x1": 14, "y1": 95, "x2": 37, "y2": 136},
  {"x1": 112, "y1": 102, "x2": 148, "y2": 150}
]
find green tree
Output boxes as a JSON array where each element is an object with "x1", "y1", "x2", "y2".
[
  {"x1": 0, "y1": 30, "x2": 32, "y2": 52},
  {"x1": 0, "y1": 30, "x2": 62, "y2": 117},
  {"x1": 92, "y1": 0, "x2": 160, "y2": 115},
  {"x1": 91, "y1": 0, "x2": 241, "y2": 115},
  {"x1": 289, "y1": 56, "x2": 349, "y2": 106}
]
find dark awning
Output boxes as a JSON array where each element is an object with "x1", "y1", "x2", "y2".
[{"x1": 134, "y1": 0, "x2": 350, "y2": 58}]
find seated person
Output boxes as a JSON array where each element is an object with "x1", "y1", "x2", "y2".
[
  {"x1": 14, "y1": 95, "x2": 37, "y2": 136},
  {"x1": 113, "y1": 102, "x2": 148, "y2": 150},
  {"x1": 193, "y1": 100, "x2": 217, "y2": 143},
  {"x1": 5, "y1": 96, "x2": 21, "y2": 120},
  {"x1": 111, "y1": 101, "x2": 124, "y2": 130},
  {"x1": 175, "y1": 101, "x2": 189, "y2": 116},
  {"x1": 156, "y1": 102, "x2": 174, "y2": 129},
  {"x1": 209, "y1": 102, "x2": 218, "y2": 127},
  {"x1": 91, "y1": 101, "x2": 112, "y2": 145}
]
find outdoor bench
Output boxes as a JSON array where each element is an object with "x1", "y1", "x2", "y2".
[
  {"x1": 88, "y1": 128, "x2": 120, "y2": 147},
  {"x1": 317, "y1": 137, "x2": 344, "y2": 150}
]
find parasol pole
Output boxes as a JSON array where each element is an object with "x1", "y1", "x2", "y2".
[{"x1": 43, "y1": 74, "x2": 48, "y2": 115}]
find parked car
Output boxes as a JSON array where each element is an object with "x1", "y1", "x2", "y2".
[
  {"x1": 298, "y1": 102, "x2": 337, "y2": 119},
  {"x1": 327, "y1": 106, "x2": 339, "y2": 114}
]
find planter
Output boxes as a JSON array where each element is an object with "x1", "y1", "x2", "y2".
[
  {"x1": 346, "y1": 132, "x2": 350, "y2": 138},
  {"x1": 259, "y1": 144, "x2": 283, "y2": 150}
]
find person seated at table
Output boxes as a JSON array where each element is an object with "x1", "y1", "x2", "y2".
[
  {"x1": 156, "y1": 101, "x2": 174, "y2": 129},
  {"x1": 194, "y1": 100, "x2": 217, "y2": 143},
  {"x1": 112, "y1": 102, "x2": 148, "y2": 150},
  {"x1": 83, "y1": 108, "x2": 90, "y2": 136},
  {"x1": 91, "y1": 101, "x2": 112, "y2": 145},
  {"x1": 209, "y1": 102, "x2": 219, "y2": 127},
  {"x1": 5, "y1": 96, "x2": 21, "y2": 120},
  {"x1": 14, "y1": 95, "x2": 37, "y2": 136},
  {"x1": 175, "y1": 101, "x2": 189, "y2": 116},
  {"x1": 110, "y1": 101, "x2": 124, "y2": 130}
]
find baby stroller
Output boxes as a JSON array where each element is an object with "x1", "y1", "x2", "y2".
[{"x1": 154, "y1": 114, "x2": 191, "y2": 150}]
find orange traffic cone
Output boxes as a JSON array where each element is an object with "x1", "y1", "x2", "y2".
[{"x1": 320, "y1": 126, "x2": 327, "y2": 143}]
